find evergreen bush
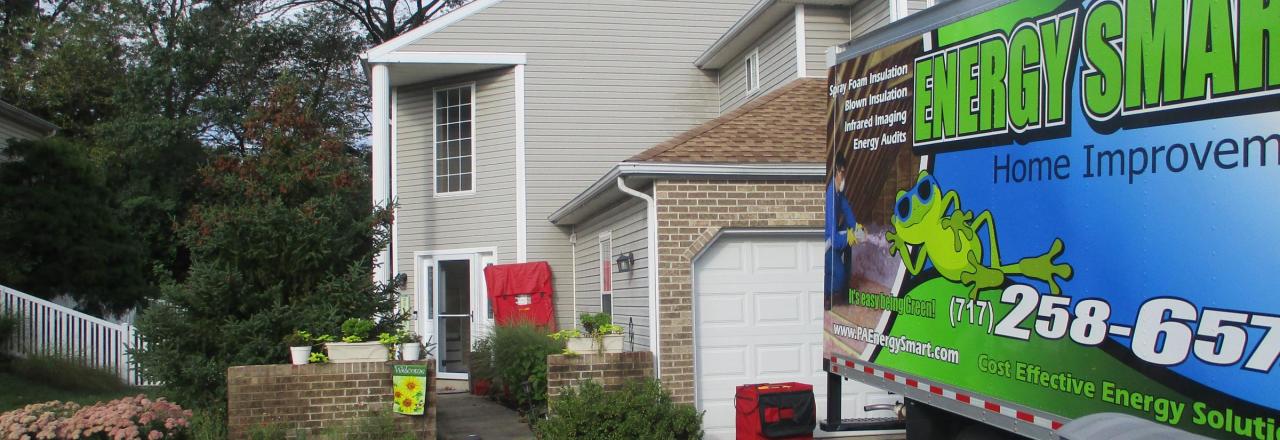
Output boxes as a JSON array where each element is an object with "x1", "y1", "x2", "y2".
[
  {"x1": 535, "y1": 378, "x2": 703, "y2": 439},
  {"x1": 132, "y1": 83, "x2": 405, "y2": 408}
]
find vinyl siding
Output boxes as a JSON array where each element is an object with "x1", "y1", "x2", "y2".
[
  {"x1": 394, "y1": 69, "x2": 518, "y2": 314},
  {"x1": 393, "y1": 0, "x2": 757, "y2": 330},
  {"x1": 718, "y1": 12, "x2": 798, "y2": 113},
  {"x1": 908, "y1": 0, "x2": 931, "y2": 15},
  {"x1": 851, "y1": 0, "x2": 891, "y2": 42},
  {"x1": 803, "y1": 5, "x2": 852, "y2": 77},
  {"x1": 571, "y1": 196, "x2": 650, "y2": 351}
]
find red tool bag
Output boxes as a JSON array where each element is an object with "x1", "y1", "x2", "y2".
[{"x1": 735, "y1": 382, "x2": 816, "y2": 440}]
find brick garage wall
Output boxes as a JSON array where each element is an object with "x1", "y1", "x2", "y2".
[
  {"x1": 227, "y1": 361, "x2": 436, "y2": 439},
  {"x1": 547, "y1": 351, "x2": 654, "y2": 401},
  {"x1": 653, "y1": 178, "x2": 824, "y2": 403}
]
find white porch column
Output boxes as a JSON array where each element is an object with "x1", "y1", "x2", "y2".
[{"x1": 371, "y1": 63, "x2": 392, "y2": 285}]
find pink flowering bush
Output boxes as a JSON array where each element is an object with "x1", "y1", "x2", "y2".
[{"x1": 0, "y1": 395, "x2": 192, "y2": 440}]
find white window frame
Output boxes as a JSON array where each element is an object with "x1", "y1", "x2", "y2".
[
  {"x1": 431, "y1": 82, "x2": 478, "y2": 197},
  {"x1": 744, "y1": 48, "x2": 761, "y2": 94},
  {"x1": 599, "y1": 231, "x2": 614, "y2": 316}
]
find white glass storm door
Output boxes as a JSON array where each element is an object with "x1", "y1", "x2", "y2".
[{"x1": 420, "y1": 252, "x2": 495, "y2": 380}]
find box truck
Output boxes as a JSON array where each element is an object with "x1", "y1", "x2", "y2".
[{"x1": 821, "y1": 0, "x2": 1279, "y2": 438}]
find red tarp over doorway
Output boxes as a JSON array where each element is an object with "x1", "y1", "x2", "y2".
[{"x1": 483, "y1": 261, "x2": 555, "y2": 329}]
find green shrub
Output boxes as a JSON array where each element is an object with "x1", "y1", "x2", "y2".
[
  {"x1": 535, "y1": 378, "x2": 703, "y2": 440},
  {"x1": 469, "y1": 331, "x2": 497, "y2": 387},
  {"x1": 578, "y1": 312, "x2": 612, "y2": 334},
  {"x1": 486, "y1": 322, "x2": 562, "y2": 414},
  {"x1": 8, "y1": 354, "x2": 127, "y2": 393},
  {"x1": 341, "y1": 318, "x2": 376, "y2": 343},
  {"x1": 188, "y1": 407, "x2": 230, "y2": 440}
]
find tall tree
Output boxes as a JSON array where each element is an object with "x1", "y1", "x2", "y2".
[
  {"x1": 134, "y1": 83, "x2": 404, "y2": 407},
  {"x1": 0, "y1": 138, "x2": 152, "y2": 315},
  {"x1": 271, "y1": 0, "x2": 465, "y2": 44}
]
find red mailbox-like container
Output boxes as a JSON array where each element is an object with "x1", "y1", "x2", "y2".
[{"x1": 735, "y1": 382, "x2": 816, "y2": 440}]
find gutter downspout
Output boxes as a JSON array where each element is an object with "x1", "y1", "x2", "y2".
[{"x1": 617, "y1": 177, "x2": 661, "y2": 379}]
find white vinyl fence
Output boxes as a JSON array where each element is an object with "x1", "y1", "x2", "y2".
[{"x1": 1, "y1": 284, "x2": 154, "y2": 386}]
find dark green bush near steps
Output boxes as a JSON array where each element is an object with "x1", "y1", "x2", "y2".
[
  {"x1": 471, "y1": 322, "x2": 563, "y2": 417},
  {"x1": 535, "y1": 378, "x2": 703, "y2": 440}
]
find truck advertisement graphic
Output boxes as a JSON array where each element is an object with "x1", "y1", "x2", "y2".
[{"x1": 823, "y1": 0, "x2": 1279, "y2": 438}]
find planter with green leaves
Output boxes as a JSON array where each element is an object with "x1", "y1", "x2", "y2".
[
  {"x1": 326, "y1": 318, "x2": 391, "y2": 363},
  {"x1": 551, "y1": 313, "x2": 625, "y2": 354},
  {"x1": 284, "y1": 330, "x2": 333, "y2": 365},
  {"x1": 398, "y1": 331, "x2": 423, "y2": 361}
]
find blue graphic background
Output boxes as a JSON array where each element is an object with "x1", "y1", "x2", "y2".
[{"x1": 929, "y1": 65, "x2": 1280, "y2": 409}]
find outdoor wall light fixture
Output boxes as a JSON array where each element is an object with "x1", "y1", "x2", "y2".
[{"x1": 616, "y1": 252, "x2": 635, "y2": 273}]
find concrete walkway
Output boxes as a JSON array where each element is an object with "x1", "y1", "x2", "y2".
[{"x1": 437, "y1": 392, "x2": 536, "y2": 440}]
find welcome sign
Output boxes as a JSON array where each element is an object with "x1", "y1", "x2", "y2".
[
  {"x1": 823, "y1": 0, "x2": 1279, "y2": 438},
  {"x1": 392, "y1": 364, "x2": 428, "y2": 416}
]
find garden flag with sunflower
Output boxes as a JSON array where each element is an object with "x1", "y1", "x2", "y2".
[{"x1": 392, "y1": 364, "x2": 428, "y2": 415}]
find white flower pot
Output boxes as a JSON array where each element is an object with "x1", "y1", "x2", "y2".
[
  {"x1": 326, "y1": 342, "x2": 390, "y2": 363},
  {"x1": 566, "y1": 334, "x2": 624, "y2": 354},
  {"x1": 290, "y1": 346, "x2": 312, "y2": 365},
  {"x1": 401, "y1": 342, "x2": 421, "y2": 361}
]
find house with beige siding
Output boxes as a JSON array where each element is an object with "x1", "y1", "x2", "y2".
[{"x1": 362, "y1": 0, "x2": 935, "y2": 434}]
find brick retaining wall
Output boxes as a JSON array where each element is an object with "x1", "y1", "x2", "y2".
[
  {"x1": 546, "y1": 351, "x2": 654, "y2": 401},
  {"x1": 227, "y1": 361, "x2": 436, "y2": 439}
]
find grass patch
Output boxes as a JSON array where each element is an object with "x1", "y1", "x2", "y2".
[{"x1": 0, "y1": 355, "x2": 141, "y2": 412}]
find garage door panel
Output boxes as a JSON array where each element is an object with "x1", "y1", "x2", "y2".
[
  {"x1": 699, "y1": 346, "x2": 748, "y2": 378},
  {"x1": 699, "y1": 295, "x2": 747, "y2": 326},
  {"x1": 756, "y1": 344, "x2": 804, "y2": 375},
  {"x1": 753, "y1": 292, "x2": 803, "y2": 325},
  {"x1": 700, "y1": 242, "x2": 745, "y2": 271},
  {"x1": 751, "y1": 242, "x2": 800, "y2": 271}
]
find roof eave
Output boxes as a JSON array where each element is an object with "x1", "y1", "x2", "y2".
[
  {"x1": 0, "y1": 101, "x2": 57, "y2": 136},
  {"x1": 549, "y1": 162, "x2": 825, "y2": 225}
]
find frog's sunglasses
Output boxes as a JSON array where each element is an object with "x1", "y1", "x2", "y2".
[{"x1": 893, "y1": 175, "x2": 938, "y2": 223}]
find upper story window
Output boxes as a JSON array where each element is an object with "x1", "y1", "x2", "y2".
[
  {"x1": 433, "y1": 84, "x2": 475, "y2": 195},
  {"x1": 745, "y1": 49, "x2": 760, "y2": 93}
]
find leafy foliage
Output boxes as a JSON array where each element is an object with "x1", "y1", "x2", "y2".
[
  {"x1": 578, "y1": 312, "x2": 612, "y2": 334},
  {"x1": 132, "y1": 85, "x2": 405, "y2": 408},
  {"x1": 341, "y1": 318, "x2": 376, "y2": 342},
  {"x1": 0, "y1": 0, "x2": 373, "y2": 314},
  {"x1": 535, "y1": 379, "x2": 704, "y2": 440},
  {"x1": 472, "y1": 323, "x2": 563, "y2": 415},
  {"x1": 0, "y1": 138, "x2": 152, "y2": 314}
]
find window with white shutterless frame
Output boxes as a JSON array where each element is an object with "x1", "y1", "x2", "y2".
[
  {"x1": 432, "y1": 83, "x2": 476, "y2": 196},
  {"x1": 744, "y1": 48, "x2": 760, "y2": 93},
  {"x1": 599, "y1": 231, "x2": 613, "y2": 316}
]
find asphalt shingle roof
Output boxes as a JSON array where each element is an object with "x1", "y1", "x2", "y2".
[{"x1": 626, "y1": 78, "x2": 827, "y2": 164}]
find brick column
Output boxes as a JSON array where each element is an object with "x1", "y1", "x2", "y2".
[{"x1": 652, "y1": 179, "x2": 824, "y2": 404}]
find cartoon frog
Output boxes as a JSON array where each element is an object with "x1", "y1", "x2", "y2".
[{"x1": 886, "y1": 171, "x2": 1073, "y2": 298}]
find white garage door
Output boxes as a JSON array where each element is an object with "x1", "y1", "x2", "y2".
[{"x1": 695, "y1": 234, "x2": 889, "y2": 439}]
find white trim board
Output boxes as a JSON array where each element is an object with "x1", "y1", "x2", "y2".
[
  {"x1": 515, "y1": 64, "x2": 528, "y2": 262},
  {"x1": 363, "y1": 0, "x2": 506, "y2": 60},
  {"x1": 794, "y1": 4, "x2": 807, "y2": 78},
  {"x1": 369, "y1": 51, "x2": 527, "y2": 65}
]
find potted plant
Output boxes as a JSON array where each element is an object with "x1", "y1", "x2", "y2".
[
  {"x1": 550, "y1": 313, "x2": 625, "y2": 354},
  {"x1": 398, "y1": 331, "x2": 423, "y2": 361},
  {"x1": 284, "y1": 330, "x2": 313, "y2": 365},
  {"x1": 325, "y1": 318, "x2": 391, "y2": 363},
  {"x1": 284, "y1": 330, "x2": 334, "y2": 365}
]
